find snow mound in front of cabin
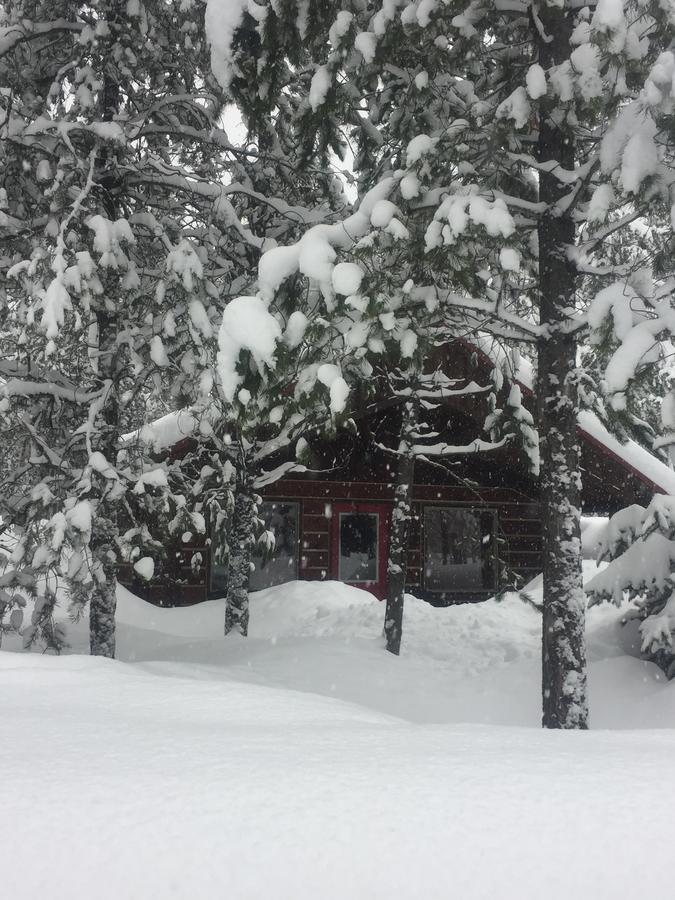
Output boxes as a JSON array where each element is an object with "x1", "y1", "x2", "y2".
[
  {"x1": 111, "y1": 582, "x2": 549, "y2": 724},
  {"x1": 249, "y1": 580, "x2": 383, "y2": 640},
  {"x1": 4, "y1": 571, "x2": 671, "y2": 728},
  {"x1": 113, "y1": 578, "x2": 543, "y2": 675},
  {"x1": 250, "y1": 580, "x2": 545, "y2": 675},
  {"x1": 1, "y1": 570, "x2": 629, "y2": 682}
]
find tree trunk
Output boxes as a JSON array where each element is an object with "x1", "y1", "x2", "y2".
[
  {"x1": 384, "y1": 397, "x2": 418, "y2": 656},
  {"x1": 87, "y1": 3, "x2": 124, "y2": 659},
  {"x1": 88, "y1": 309, "x2": 121, "y2": 659},
  {"x1": 89, "y1": 517, "x2": 118, "y2": 658},
  {"x1": 225, "y1": 481, "x2": 255, "y2": 637},
  {"x1": 535, "y1": 4, "x2": 588, "y2": 729},
  {"x1": 90, "y1": 578, "x2": 117, "y2": 658}
]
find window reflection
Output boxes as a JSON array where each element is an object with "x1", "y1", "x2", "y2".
[
  {"x1": 424, "y1": 507, "x2": 496, "y2": 593},
  {"x1": 339, "y1": 513, "x2": 379, "y2": 583},
  {"x1": 210, "y1": 501, "x2": 300, "y2": 594},
  {"x1": 250, "y1": 501, "x2": 299, "y2": 591}
]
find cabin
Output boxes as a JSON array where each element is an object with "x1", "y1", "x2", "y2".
[{"x1": 124, "y1": 341, "x2": 675, "y2": 607}]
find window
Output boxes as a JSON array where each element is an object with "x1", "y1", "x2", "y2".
[
  {"x1": 424, "y1": 507, "x2": 497, "y2": 594},
  {"x1": 210, "y1": 552, "x2": 229, "y2": 595},
  {"x1": 338, "y1": 512, "x2": 379, "y2": 583},
  {"x1": 209, "y1": 501, "x2": 300, "y2": 594},
  {"x1": 249, "y1": 501, "x2": 299, "y2": 591},
  {"x1": 210, "y1": 520, "x2": 229, "y2": 595}
]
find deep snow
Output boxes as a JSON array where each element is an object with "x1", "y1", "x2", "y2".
[{"x1": 2, "y1": 576, "x2": 675, "y2": 899}]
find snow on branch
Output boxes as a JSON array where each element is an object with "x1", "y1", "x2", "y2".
[
  {"x1": 217, "y1": 296, "x2": 282, "y2": 402},
  {"x1": 410, "y1": 287, "x2": 541, "y2": 341},
  {"x1": 253, "y1": 461, "x2": 308, "y2": 490},
  {"x1": 412, "y1": 437, "x2": 509, "y2": 456},
  {"x1": 205, "y1": 0, "x2": 266, "y2": 92},
  {"x1": 257, "y1": 176, "x2": 399, "y2": 301},
  {"x1": 0, "y1": 19, "x2": 83, "y2": 59},
  {"x1": 1, "y1": 380, "x2": 103, "y2": 405},
  {"x1": 392, "y1": 380, "x2": 493, "y2": 400},
  {"x1": 507, "y1": 153, "x2": 596, "y2": 185}
]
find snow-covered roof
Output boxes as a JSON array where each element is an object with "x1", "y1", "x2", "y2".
[
  {"x1": 577, "y1": 410, "x2": 675, "y2": 496},
  {"x1": 124, "y1": 339, "x2": 675, "y2": 498},
  {"x1": 467, "y1": 336, "x2": 675, "y2": 497}
]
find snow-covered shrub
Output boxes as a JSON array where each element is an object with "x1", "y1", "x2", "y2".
[{"x1": 586, "y1": 495, "x2": 675, "y2": 678}]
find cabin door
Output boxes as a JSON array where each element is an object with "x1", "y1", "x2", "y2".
[{"x1": 331, "y1": 502, "x2": 390, "y2": 600}]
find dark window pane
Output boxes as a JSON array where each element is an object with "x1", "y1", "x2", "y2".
[
  {"x1": 339, "y1": 513, "x2": 378, "y2": 583},
  {"x1": 424, "y1": 508, "x2": 496, "y2": 593},
  {"x1": 210, "y1": 514, "x2": 229, "y2": 595},
  {"x1": 250, "y1": 502, "x2": 299, "y2": 591},
  {"x1": 210, "y1": 557, "x2": 229, "y2": 594}
]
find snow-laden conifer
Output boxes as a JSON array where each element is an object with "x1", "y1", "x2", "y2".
[
  {"x1": 208, "y1": 1, "x2": 675, "y2": 727},
  {"x1": 0, "y1": 0, "x2": 260, "y2": 655}
]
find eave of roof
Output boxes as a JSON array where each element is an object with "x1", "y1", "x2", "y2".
[
  {"x1": 465, "y1": 336, "x2": 675, "y2": 497},
  {"x1": 125, "y1": 339, "x2": 675, "y2": 499},
  {"x1": 577, "y1": 410, "x2": 675, "y2": 497}
]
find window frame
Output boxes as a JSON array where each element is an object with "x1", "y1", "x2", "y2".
[
  {"x1": 208, "y1": 517, "x2": 230, "y2": 597},
  {"x1": 208, "y1": 499, "x2": 301, "y2": 596},
  {"x1": 250, "y1": 499, "x2": 301, "y2": 592},
  {"x1": 422, "y1": 505, "x2": 498, "y2": 595},
  {"x1": 337, "y1": 511, "x2": 380, "y2": 584}
]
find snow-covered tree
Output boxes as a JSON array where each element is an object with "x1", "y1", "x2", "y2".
[
  {"x1": 208, "y1": 0, "x2": 675, "y2": 728},
  {"x1": 216, "y1": 165, "x2": 538, "y2": 656},
  {"x1": 202, "y1": 0, "x2": 367, "y2": 634},
  {"x1": 586, "y1": 494, "x2": 675, "y2": 678},
  {"x1": 0, "y1": 0, "x2": 263, "y2": 655},
  {"x1": 582, "y1": 11, "x2": 675, "y2": 680}
]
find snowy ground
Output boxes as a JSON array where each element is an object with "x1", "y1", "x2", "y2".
[{"x1": 2, "y1": 572, "x2": 675, "y2": 899}]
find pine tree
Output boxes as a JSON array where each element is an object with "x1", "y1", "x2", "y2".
[
  {"x1": 0, "y1": 0, "x2": 256, "y2": 655},
  {"x1": 583, "y1": 19, "x2": 675, "y2": 675},
  {"x1": 204, "y1": 0, "x2": 361, "y2": 631},
  {"x1": 208, "y1": 1, "x2": 675, "y2": 727},
  {"x1": 209, "y1": 3, "x2": 541, "y2": 655}
]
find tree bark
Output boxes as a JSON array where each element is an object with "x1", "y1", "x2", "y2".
[
  {"x1": 384, "y1": 397, "x2": 418, "y2": 656},
  {"x1": 89, "y1": 516, "x2": 118, "y2": 658},
  {"x1": 535, "y1": 4, "x2": 588, "y2": 728},
  {"x1": 225, "y1": 479, "x2": 255, "y2": 637},
  {"x1": 86, "y1": 5, "x2": 124, "y2": 659}
]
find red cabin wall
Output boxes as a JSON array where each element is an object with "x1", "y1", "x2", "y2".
[
  {"x1": 261, "y1": 478, "x2": 542, "y2": 596},
  {"x1": 121, "y1": 474, "x2": 543, "y2": 607}
]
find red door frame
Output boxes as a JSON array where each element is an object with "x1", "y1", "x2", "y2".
[{"x1": 330, "y1": 501, "x2": 391, "y2": 600}]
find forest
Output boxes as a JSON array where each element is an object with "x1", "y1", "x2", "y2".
[{"x1": 2, "y1": 3, "x2": 675, "y2": 897}]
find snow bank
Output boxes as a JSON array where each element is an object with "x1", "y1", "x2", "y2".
[
  {"x1": 4, "y1": 572, "x2": 671, "y2": 728},
  {"x1": 2, "y1": 577, "x2": 675, "y2": 900}
]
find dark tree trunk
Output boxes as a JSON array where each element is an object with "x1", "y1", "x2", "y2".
[
  {"x1": 535, "y1": 5, "x2": 588, "y2": 728},
  {"x1": 384, "y1": 397, "x2": 418, "y2": 656},
  {"x1": 89, "y1": 516, "x2": 118, "y2": 658},
  {"x1": 90, "y1": 579, "x2": 117, "y2": 658},
  {"x1": 88, "y1": 310, "x2": 121, "y2": 658},
  {"x1": 225, "y1": 478, "x2": 256, "y2": 637},
  {"x1": 87, "y1": 3, "x2": 125, "y2": 658}
]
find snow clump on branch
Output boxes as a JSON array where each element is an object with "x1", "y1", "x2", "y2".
[{"x1": 217, "y1": 296, "x2": 282, "y2": 402}]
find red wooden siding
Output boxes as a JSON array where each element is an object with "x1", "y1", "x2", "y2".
[
  {"x1": 122, "y1": 474, "x2": 544, "y2": 607},
  {"x1": 117, "y1": 335, "x2": 662, "y2": 607},
  {"x1": 262, "y1": 478, "x2": 542, "y2": 594}
]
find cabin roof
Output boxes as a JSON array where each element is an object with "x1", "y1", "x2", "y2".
[
  {"x1": 577, "y1": 410, "x2": 675, "y2": 496},
  {"x1": 470, "y1": 336, "x2": 675, "y2": 497},
  {"x1": 129, "y1": 341, "x2": 675, "y2": 499}
]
